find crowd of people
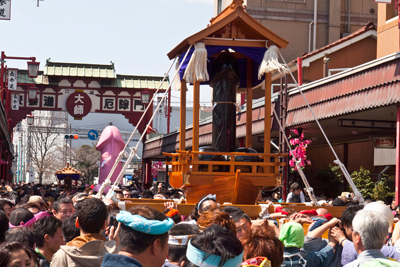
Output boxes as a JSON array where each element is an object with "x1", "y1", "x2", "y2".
[{"x1": 1, "y1": 179, "x2": 400, "y2": 267}]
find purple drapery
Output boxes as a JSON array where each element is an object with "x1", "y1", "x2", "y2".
[{"x1": 178, "y1": 45, "x2": 267, "y2": 88}]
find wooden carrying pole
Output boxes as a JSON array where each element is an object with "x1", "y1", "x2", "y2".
[
  {"x1": 264, "y1": 73, "x2": 272, "y2": 171},
  {"x1": 192, "y1": 81, "x2": 200, "y2": 172}
]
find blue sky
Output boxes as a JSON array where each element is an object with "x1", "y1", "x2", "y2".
[{"x1": 1, "y1": 0, "x2": 215, "y2": 106}]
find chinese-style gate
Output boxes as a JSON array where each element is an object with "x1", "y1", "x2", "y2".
[{"x1": 9, "y1": 60, "x2": 168, "y2": 133}]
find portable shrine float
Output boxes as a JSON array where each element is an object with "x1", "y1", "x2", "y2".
[
  {"x1": 98, "y1": 0, "x2": 363, "y2": 208},
  {"x1": 163, "y1": 0, "x2": 290, "y2": 205}
]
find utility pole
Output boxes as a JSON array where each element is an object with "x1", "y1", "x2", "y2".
[{"x1": 69, "y1": 123, "x2": 72, "y2": 165}]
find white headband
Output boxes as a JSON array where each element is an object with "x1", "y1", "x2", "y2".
[{"x1": 168, "y1": 235, "x2": 194, "y2": 246}]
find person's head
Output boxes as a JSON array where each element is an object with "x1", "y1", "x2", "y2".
[
  {"x1": 9, "y1": 208, "x2": 35, "y2": 230},
  {"x1": 71, "y1": 193, "x2": 88, "y2": 205},
  {"x1": 0, "y1": 199, "x2": 13, "y2": 218},
  {"x1": 115, "y1": 191, "x2": 124, "y2": 199},
  {"x1": 222, "y1": 206, "x2": 244, "y2": 216},
  {"x1": 52, "y1": 198, "x2": 74, "y2": 222},
  {"x1": 278, "y1": 222, "x2": 304, "y2": 248},
  {"x1": 123, "y1": 189, "x2": 131, "y2": 198},
  {"x1": 33, "y1": 216, "x2": 64, "y2": 254},
  {"x1": 196, "y1": 194, "x2": 217, "y2": 216},
  {"x1": 231, "y1": 211, "x2": 251, "y2": 239},
  {"x1": 164, "y1": 209, "x2": 182, "y2": 224},
  {"x1": 141, "y1": 190, "x2": 154, "y2": 199},
  {"x1": 182, "y1": 224, "x2": 243, "y2": 267},
  {"x1": 197, "y1": 211, "x2": 236, "y2": 235},
  {"x1": 0, "y1": 210, "x2": 9, "y2": 243},
  {"x1": 28, "y1": 196, "x2": 47, "y2": 211},
  {"x1": 117, "y1": 206, "x2": 174, "y2": 267},
  {"x1": 168, "y1": 224, "x2": 200, "y2": 264},
  {"x1": 352, "y1": 209, "x2": 389, "y2": 253},
  {"x1": 341, "y1": 205, "x2": 364, "y2": 240},
  {"x1": 22, "y1": 203, "x2": 40, "y2": 215},
  {"x1": 5, "y1": 227, "x2": 35, "y2": 249},
  {"x1": 75, "y1": 197, "x2": 107, "y2": 234},
  {"x1": 62, "y1": 215, "x2": 80, "y2": 243},
  {"x1": 0, "y1": 242, "x2": 32, "y2": 267},
  {"x1": 290, "y1": 183, "x2": 301, "y2": 195},
  {"x1": 241, "y1": 221, "x2": 284, "y2": 267}
]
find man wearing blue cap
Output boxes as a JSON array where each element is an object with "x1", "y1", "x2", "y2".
[{"x1": 101, "y1": 205, "x2": 174, "y2": 267}]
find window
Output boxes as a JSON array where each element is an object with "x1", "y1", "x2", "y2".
[{"x1": 218, "y1": 0, "x2": 223, "y2": 14}]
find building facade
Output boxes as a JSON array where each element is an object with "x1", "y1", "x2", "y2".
[{"x1": 215, "y1": 0, "x2": 377, "y2": 62}]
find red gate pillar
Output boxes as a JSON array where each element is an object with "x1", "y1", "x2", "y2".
[{"x1": 396, "y1": 104, "x2": 400, "y2": 205}]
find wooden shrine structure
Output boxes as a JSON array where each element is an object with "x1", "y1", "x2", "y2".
[
  {"x1": 55, "y1": 163, "x2": 82, "y2": 191},
  {"x1": 164, "y1": 0, "x2": 290, "y2": 204}
]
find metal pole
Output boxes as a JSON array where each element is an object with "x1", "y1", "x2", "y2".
[
  {"x1": 313, "y1": 0, "x2": 317, "y2": 51},
  {"x1": 18, "y1": 137, "x2": 21, "y2": 183},
  {"x1": 167, "y1": 84, "x2": 171, "y2": 133},
  {"x1": 69, "y1": 124, "x2": 72, "y2": 165},
  {"x1": 347, "y1": 0, "x2": 351, "y2": 33},
  {"x1": 0, "y1": 52, "x2": 5, "y2": 103},
  {"x1": 395, "y1": 104, "x2": 400, "y2": 205}
]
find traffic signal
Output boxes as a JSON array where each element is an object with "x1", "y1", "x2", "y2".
[{"x1": 64, "y1": 134, "x2": 79, "y2": 139}]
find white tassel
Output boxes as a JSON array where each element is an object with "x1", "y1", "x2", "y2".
[
  {"x1": 258, "y1": 44, "x2": 289, "y2": 80},
  {"x1": 173, "y1": 57, "x2": 181, "y2": 91},
  {"x1": 183, "y1": 42, "x2": 209, "y2": 83}
]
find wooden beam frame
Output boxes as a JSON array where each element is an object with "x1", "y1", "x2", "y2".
[
  {"x1": 246, "y1": 58, "x2": 253, "y2": 148},
  {"x1": 264, "y1": 73, "x2": 272, "y2": 171}
]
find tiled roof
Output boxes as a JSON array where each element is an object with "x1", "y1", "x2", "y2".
[
  {"x1": 286, "y1": 51, "x2": 400, "y2": 126},
  {"x1": 55, "y1": 163, "x2": 82, "y2": 175},
  {"x1": 44, "y1": 61, "x2": 116, "y2": 78}
]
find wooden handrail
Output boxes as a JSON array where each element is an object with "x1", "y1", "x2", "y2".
[{"x1": 167, "y1": 151, "x2": 288, "y2": 157}]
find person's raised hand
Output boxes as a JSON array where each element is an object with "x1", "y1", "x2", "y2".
[
  {"x1": 107, "y1": 222, "x2": 121, "y2": 247},
  {"x1": 330, "y1": 226, "x2": 346, "y2": 243},
  {"x1": 164, "y1": 201, "x2": 177, "y2": 210}
]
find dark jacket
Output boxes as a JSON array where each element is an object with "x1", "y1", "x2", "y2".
[{"x1": 101, "y1": 253, "x2": 143, "y2": 267}]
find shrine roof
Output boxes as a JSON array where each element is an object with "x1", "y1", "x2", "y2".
[
  {"x1": 16, "y1": 69, "x2": 169, "y2": 90},
  {"x1": 44, "y1": 61, "x2": 116, "y2": 78},
  {"x1": 167, "y1": 0, "x2": 288, "y2": 60},
  {"x1": 54, "y1": 163, "x2": 82, "y2": 175}
]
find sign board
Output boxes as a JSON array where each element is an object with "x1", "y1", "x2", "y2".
[
  {"x1": 7, "y1": 69, "x2": 17, "y2": 90},
  {"x1": 88, "y1": 129, "x2": 99, "y2": 140},
  {"x1": 371, "y1": 137, "x2": 395, "y2": 148},
  {"x1": 66, "y1": 92, "x2": 92, "y2": 119},
  {"x1": 374, "y1": 148, "x2": 396, "y2": 166},
  {"x1": 0, "y1": 0, "x2": 11, "y2": 20},
  {"x1": 374, "y1": 0, "x2": 391, "y2": 3},
  {"x1": 11, "y1": 93, "x2": 19, "y2": 110}
]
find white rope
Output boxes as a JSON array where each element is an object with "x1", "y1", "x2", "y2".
[
  {"x1": 102, "y1": 44, "x2": 194, "y2": 199},
  {"x1": 96, "y1": 56, "x2": 177, "y2": 198},
  {"x1": 277, "y1": 50, "x2": 364, "y2": 204}
]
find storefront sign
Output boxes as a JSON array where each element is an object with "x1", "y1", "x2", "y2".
[
  {"x1": 7, "y1": 68, "x2": 17, "y2": 90},
  {"x1": 374, "y1": 0, "x2": 392, "y2": 3},
  {"x1": 66, "y1": 92, "x2": 92, "y2": 119},
  {"x1": 0, "y1": 0, "x2": 11, "y2": 20},
  {"x1": 11, "y1": 93, "x2": 19, "y2": 110},
  {"x1": 372, "y1": 137, "x2": 395, "y2": 148}
]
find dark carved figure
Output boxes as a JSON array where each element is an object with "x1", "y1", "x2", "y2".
[{"x1": 210, "y1": 51, "x2": 240, "y2": 152}]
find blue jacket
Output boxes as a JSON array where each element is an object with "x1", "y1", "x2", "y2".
[
  {"x1": 101, "y1": 253, "x2": 143, "y2": 267},
  {"x1": 281, "y1": 245, "x2": 335, "y2": 267}
]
